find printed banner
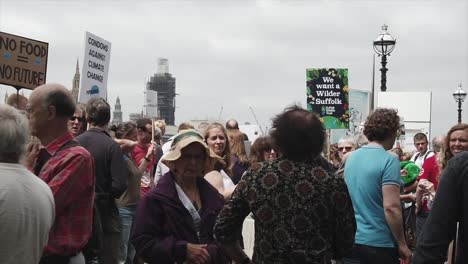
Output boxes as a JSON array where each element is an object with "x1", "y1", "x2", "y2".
[
  {"x1": 79, "y1": 31, "x2": 111, "y2": 103},
  {"x1": 0, "y1": 31, "x2": 48, "y2": 90},
  {"x1": 306, "y1": 68, "x2": 349, "y2": 129}
]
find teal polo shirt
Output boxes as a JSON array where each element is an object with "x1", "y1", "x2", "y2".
[{"x1": 344, "y1": 145, "x2": 401, "y2": 248}]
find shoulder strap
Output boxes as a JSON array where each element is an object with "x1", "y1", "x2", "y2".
[
  {"x1": 423, "y1": 150, "x2": 434, "y2": 161},
  {"x1": 34, "y1": 139, "x2": 81, "y2": 175}
]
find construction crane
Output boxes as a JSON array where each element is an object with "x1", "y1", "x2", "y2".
[
  {"x1": 249, "y1": 106, "x2": 265, "y2": 135},
  {"x1": 218, "y1": 106, "x2": 223, "y2": 120}
]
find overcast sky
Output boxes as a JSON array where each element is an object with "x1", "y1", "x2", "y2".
[{"x1": 0, "y1": 0, "x2": 466, "y2": 138}]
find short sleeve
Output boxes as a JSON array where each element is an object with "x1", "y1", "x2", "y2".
[{"x1": 382, "y1": 155, "x2": 401, "y2": 186}]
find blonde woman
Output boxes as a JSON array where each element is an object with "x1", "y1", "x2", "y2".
[{"x1": 203, "y1": 122, "x2": 235, "y2": 200}]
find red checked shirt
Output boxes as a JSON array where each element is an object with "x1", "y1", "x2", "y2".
[{"x1": 37, "y1": 132, "x2": 95, "y2": 255}]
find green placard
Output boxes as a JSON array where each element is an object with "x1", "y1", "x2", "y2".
[{"x1": 306, "y1": 68, "x2": 349, "y2": 129}]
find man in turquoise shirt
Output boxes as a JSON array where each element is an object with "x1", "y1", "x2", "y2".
[{"x1": 344, "y1": 108, "x2": 411, "y2": 264}]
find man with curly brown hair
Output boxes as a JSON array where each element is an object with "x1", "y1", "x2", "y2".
[{"x1": 344, "y1": 108, "x2": 412, "y2": 264}]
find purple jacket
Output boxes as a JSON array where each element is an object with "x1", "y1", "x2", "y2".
[{"x1": 131, "y1": 172, "x2": 229, "y2": 264}]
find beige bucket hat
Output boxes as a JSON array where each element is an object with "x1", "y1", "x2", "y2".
[{"x1": 162, "y1": 129, "x2": 224, "y2": 173}]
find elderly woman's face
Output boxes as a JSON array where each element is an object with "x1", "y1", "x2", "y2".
[
  {"x1": 206, "y1": 127, "x2": 226, "y2": 156},
  {"x1": 449, "y1": 129, "x2": 468, "y2": 156},
  {"x1": 174, "y1": 143, "x2": 206, "y2": 178},
  {"x1": 338, "y1": 142, "x2": 355, "y2": 159}
]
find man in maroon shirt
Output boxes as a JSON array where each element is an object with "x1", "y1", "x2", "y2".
[{"x1": 26, "y1": 83, "x2": 95, "y2": 264}]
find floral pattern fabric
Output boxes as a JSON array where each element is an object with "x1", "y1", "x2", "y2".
[{"x1": 214, "y1": 158, "x2": 356, "y2": 264}]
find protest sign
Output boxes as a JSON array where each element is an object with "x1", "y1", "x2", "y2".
[
  {"x1": 0, "y1": 31, "x2": 48, "y2": 90},
  {"x1": 306, "y1": 68, "x2": 349, "y2": 129},
  {"x1": 79, "y1": 31, "x2": 111, "y2": 103}
]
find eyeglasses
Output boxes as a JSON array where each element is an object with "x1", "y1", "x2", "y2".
[
  {"x1": 338, "y1": 146, "x2": 353, "y2": 152},
  {"x1": 70, "y1": 116, "x2": 85, "y2": 122}
]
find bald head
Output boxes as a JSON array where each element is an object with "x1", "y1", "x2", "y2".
[
  {"x1": 226, "y1": 119, "x2": 239, "y2": 130},
  {"x1": 31, "y1": 83, "x2": 75, "y2": 118},
  {"x1": 432, "y1": 135, "x2": 445, "y2": 152}
]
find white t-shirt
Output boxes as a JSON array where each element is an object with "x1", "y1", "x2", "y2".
[
  {"x1": 0, "y1": 162, "x2": 55, "y2": 264},
  {"x1": 221, "y1": 169, "x2": 235, "y2": 190}
]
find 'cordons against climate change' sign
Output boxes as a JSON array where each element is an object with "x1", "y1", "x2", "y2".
[
  {"x1": 79, "y1": 31, "x2": 111, "y2": 103},
  {"x1": 0, "y1": 31, "x2": 48, "y2": 90},
  {"x1": 306, "y1": 68, "x2": 349, "y2": 129}
]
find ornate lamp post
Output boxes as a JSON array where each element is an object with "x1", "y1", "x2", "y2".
[
  {"x1": 373, "y1": 25, "x2": 396, "y2": 92},
  {"x1": 453, "y1": 84, "x2": 467, "y2": 123}
]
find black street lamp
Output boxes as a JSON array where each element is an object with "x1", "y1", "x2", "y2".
[
  {"x1": 452, "y1": 83, "x2": 467, "y2": 123},
  {"x1": 373, "y1": 25, "x2": 396, "y2": 92}
]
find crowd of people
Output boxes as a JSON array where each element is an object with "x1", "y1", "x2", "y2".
[{"x1": 0, "y1": 82, "x2": 467, "y2": 264}]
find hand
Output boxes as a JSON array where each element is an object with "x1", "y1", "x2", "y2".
[
  {"x1": 417, "y1": 180, "x2": 434, "y2": 194},
  {"x1": 398, "y1": 244, "x2": 412, "y2": 263},
  {"x1": 186, "y1": 243, "x2": 210, "y2": 264},
  {"x1": 146, "y1": 143, "x2": 155, "y2": 158},
  {"x1": 22, "y1": 142, "x2": 40, "y2": 169}
]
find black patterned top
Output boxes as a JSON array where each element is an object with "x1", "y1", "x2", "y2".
[{"x1": 214, "y1": 158, "x2": 356, "y2": 264}]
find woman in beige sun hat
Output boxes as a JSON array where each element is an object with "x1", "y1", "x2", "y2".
[{"x1": 131, "y1": 129, "x2": 230, "y2": 264}]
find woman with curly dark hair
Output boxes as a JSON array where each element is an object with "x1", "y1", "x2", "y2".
[
  {"x1": 343, "y1": 108, "x2": 412, "y2": 264},
  {"x1": 215, "y1": 105, "x2": 356, "y2": 264}
]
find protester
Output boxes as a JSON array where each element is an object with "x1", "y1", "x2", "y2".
[
  {"x1": 0, "y1": 104, "x2": 55, "y2": 264},
  {"x1": 415, "y1": 135, "x2": 446, "y2": 237},
  {"x1": 414, "y1": 124, "x2": 468, "y2": 263},
  {"x1": 227, "y1": 129, "x2": 250, "y2": 184},
  {"x1": 69, "y1": 103, "x2": 87, "y2": 137},
  {"x1": 226, "y1": 118, "x2": 249, "y2": 141},
  {"x1": 344, "y1": 108, "x2": 412, "y2": 264},
  {"x1": 438, "y1": 123, "x2": 468, "y2": 172},
  {"x1": 131, "y1": 129, "x2": 229, "y2": 263},
  {"x1": 25, "y1": 83, "x2": 95, "y2": 264},
  {"x1": 337, "y1": 136, "x2": 357, "y2": 162},
  {"x1": 6, "y1": 93, "x2": 28, "y2": 111},
  {"x1": 225, "y1": 118, "x2": 240, "y2": 130},
  {"x1": 248, "y1": 135, "x2": 277, "y2": 163},
  {"x1": 110, "y1": 122, "x2": 143, "y2": 264},
  {"x1": 214, "y1": 105, "x2": 356, "y2": 263},
  {"x1": 328, "y1": 143, "x2": 341, "y2": 168},
  {"x1": 410, "y1": 132, "x2": 434, "y2": 168},
  {"x1": 162, "y1": 122, "x2": 193, "y2": 154},
  {"x1": 203, "y1": 122, "x2": 235, "y2": 200},
  {"x1": 413, "y1": 151, "x2": 468, "y2": 264},
  {"x1": 131, "y1": 118, "x2": 157, "y2": 196},
  {"x1": 76, "y1": 97, "x2": 128, "y2": 264},
  {"x1": 155, "y1": 122, "x2": 195, "y2": 184}
]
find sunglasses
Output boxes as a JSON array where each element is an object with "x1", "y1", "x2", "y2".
[
  {"x1": 70, "y1": 116, "x2": 85, "y2": 122},
  {"x1": 338, "y1": 146, "x2": 353, "y2": 152}
]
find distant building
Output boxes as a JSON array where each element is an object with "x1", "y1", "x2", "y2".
[
  {"x1": 144, "y1": 89, "x2": 158, "y2": 119},
  {"x1": 129, "y1": 112, "x2": 143, "y2": 124},
  {"x1": 146, "y1": 58, "x2": 176, "y2": 125},
  {"x1": 71, "y1": 59, "x2": 80, "y2": 103},
  {"x1": 112, "y1": 96, "x2": 123, "y2": 125}
]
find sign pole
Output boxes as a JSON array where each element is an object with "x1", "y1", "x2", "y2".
[{"x1": 327, "y1": 129, "x2": 331, "y2": 162}]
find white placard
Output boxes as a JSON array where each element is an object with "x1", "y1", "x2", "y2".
[
  {"x1": 79, "y1": 31, "x2": 111, "y2": 103},
  {"x1": 145, "y1": 89, "x2": 158, "y2": 118}
]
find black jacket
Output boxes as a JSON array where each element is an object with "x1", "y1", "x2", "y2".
[{"x1": 413, "y1": 151, "x2": 468, "y2": 264}]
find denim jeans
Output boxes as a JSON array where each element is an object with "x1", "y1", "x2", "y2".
[
  {"x1": 118, "y1": 205, "x2": 137, "y2": 264},
  {"x1": 342, "y1": 244, "x2": 399, "y2": 264}
]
